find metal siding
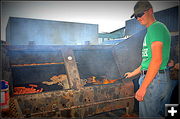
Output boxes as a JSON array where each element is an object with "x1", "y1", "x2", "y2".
[
  {"x1": 155, "y1": 6, "x2": 178, "y2": 32},
  {"x1": 7, "y1": 17, "x2": 98, "y2": 45}
]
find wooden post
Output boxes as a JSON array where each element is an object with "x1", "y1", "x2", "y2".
[{"x1": 61, "y1": 47, "x2": 82, "y2": 89}]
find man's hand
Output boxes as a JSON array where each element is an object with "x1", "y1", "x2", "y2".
[
  {"x1": 124, "y1": 72, "x2": 134, "y2": 78},
  {"x1": 124, "y1": 66, "x2": 142, "y2": 79},
  {"x1": 135, "y1": 87, "x2": 147, "y2": 101}
]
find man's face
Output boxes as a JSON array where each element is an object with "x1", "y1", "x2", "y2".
[{"x1": 136, "y1": 9, "x2": 151, "y2": 26}]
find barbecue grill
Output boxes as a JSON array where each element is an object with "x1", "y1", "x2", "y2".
[
  {"x1": 2, "y1": 17, "x2": 146, "y2": 118},
  {"x1": 3, "y1": 44, "x2": 136, "y2": 118}
]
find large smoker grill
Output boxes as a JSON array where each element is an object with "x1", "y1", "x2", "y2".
[
  {"x1": 2, "y1": 6, "x2": 178, "y2": 117},
  {"x1": 3, "y1": 17, "x2": 147, "y2": 118},
  {"x1": 4, "y1": 44, "x2": 135, "y2": 118}
]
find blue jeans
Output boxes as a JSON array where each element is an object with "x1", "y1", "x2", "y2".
[{"x1": 138, "y1": 70, "x2": 173, "y2": 117}]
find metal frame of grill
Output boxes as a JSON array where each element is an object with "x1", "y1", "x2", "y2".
[{"x1": 4, "y1": 45, "x2": 135, "y2": 118}]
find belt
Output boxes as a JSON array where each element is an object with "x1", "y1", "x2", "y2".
[{"x1": 141, "y1": 69, "x2": 166, "y2": 75}]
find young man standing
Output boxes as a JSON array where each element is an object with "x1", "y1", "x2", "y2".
[{"x1": 124, "y1": 1, "x2": 172, "y2": 117}]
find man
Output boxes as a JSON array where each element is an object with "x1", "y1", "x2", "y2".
[{"x1": 124, "y1": 1, "x2": 172, "y2": 117}]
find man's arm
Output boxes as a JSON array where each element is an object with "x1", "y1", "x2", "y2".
[
  {"x1": 124, "y1": 65, "x2": 142, "y2": 78},
  {"x1": 135, "y1": 41, "x2": 163, "y2": 101}
]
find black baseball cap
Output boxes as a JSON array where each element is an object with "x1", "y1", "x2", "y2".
[{"x1": 131, "y1": 1, "x2": 152, "y2": 18}]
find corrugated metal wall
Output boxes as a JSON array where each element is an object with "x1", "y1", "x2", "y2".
[
  {"x1": 6, "y1": 17, "x2": 98, "y2": 45},
  {"x1": 155, "y1": 6, "x2": 178, "y2": 32},
  {"x1": 125, "y1": 6, "x2": 179, "y2": 36}
]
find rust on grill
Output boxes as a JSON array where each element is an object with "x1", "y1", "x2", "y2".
[
  {"x1": 28, "y1": 95, "x2": 134, "y2": 117},
  {"x1": 3, "y1": 45, "x2": 135, "y2": 118},
  {"x1": 11, "y1": 81, "x2": 134, "y2": 118}
]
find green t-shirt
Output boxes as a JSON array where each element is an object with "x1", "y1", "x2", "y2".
[{"x1": 141, "y1": 21, "x2": 171, "y2": 70}]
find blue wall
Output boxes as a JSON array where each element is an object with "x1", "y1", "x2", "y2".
[{"x1": 6, "y1": 17, "x2": 98, "y2": 45}]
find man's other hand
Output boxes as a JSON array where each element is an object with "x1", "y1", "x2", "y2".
[{"x1": 135, "y1": 87, "x2": 147, "y2": 101}]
